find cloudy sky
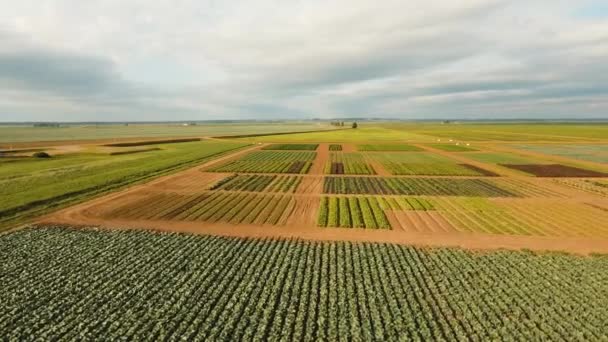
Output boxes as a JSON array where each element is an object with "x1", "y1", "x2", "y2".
[{"x1": 0, "y1": 0, "x2": 607, "y2": 121}]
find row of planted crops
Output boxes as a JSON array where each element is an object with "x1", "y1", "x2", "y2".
[
  {"x1": 2, "y1": 226, "x2": 606, "y2": 340},
  {"x1": 105, "y1": 192, "x2": 295, "y2": 226}
]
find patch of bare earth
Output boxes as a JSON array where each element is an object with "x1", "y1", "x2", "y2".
[
  {"x1": 309, "y1": 143, "x2": 329, "y2": 175},
  {"x1": 296, "y1": 176, "x2": 324, "y2": 194}
]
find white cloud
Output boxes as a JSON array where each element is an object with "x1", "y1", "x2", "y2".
[{"x1": 0, "y1": 0, "x2": 607, "y2": 121}]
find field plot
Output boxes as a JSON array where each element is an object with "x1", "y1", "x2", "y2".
[
  {"x1": 427, "y1": 144, "x2": 477, "y2": 152},
  {"x1": 206, "y1": 151, "x2": 315, "y2": 174},
  {"x1": 262, "y1": 144, "x2": 318, "y2": 151},
  {"x1": 358, "y1": 144, "x2": 422, "y2": 151},
  {"x1": 210, "y1": 174, "x2": 302, "y2": 193},
  {"x1": 2, "y1": 226, "x2": 607, "y2": 341},
  {"x1": 555, "y1": 179, "x2": 608, "y2": 197},
  {"x1": 102, "y1": 192, "x2": 296, "y2": 226},
  {"x1": 463, "y1": 152, "x2": 548, "y2": 165},
  {"x1": 325, "y1": 152, "x2": 375, "y2": 175},
  {"x1": 329, "y1": 144, "x2": 342, "y2": 151},
  {"x1": 317, "y1": 197, "x2": 391, "y2": 229},
  {"x1": 0, "y1": 140, "x2": 249, "y2": 229},
  {"x1": 513, "y1": 144, "x2": 608, "y2": 164},
  {"x1": 500, "y1": 164, "x2": 608, "y2": 177},
  {"x1": 366, "y1": 152, "x2": 495, "y2": 176},
  {"x1": 323, "y1": 177, "x2": 519, "y2": 197}
]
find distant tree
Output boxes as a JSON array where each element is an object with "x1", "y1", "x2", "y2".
[
  {"x1": 352, "y1": 122, "x2": 358, "y2": 129},
  {"x1": 33, "y1": 151, "x2": 51, "y2": 158},
  {"x1": 340, "y1": 121, "x2": 344, "y2": 127}
]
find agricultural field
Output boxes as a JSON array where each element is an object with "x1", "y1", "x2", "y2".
[
  {"x1": 262, "y1": 144, "x2": 319, "y2": 151},
  {"x1": 427, "y1": 143, "x2": 478, "y2": 152},
  {"x1": 512, "y1": 144, "x2": 608, "y2": 164},
  {"x1": 211, "y1": 174, "x2": 303, "y2": 193},
  {"x1": 367, "y1": 152, "x2": 496, "y2": 176},
  {"x1": 103, "y1": 192, "x2": 296, "y2": 226},
  {"x1": 206, "y1": 151, "x2": 315, "y2": 174},
  {"x1": 0, "y1": 140, "x2": 249, "y2": 229},
  {"x1": 0, "y1": 122, "x2": 335, "y2": 145},
  {"x1": 1, "y1": 226, "x2": 607, "y2": 340},
  {"x1": 325, "y1": 152, "x2": 375, "y2": 175},
  {"x1": 357, "y1": 144, "x2": 423, "y2": 151},
  {"x1": 3, "y1": 122, "x2": 608, "y2": 339}
]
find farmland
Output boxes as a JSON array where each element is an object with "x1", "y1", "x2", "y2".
[
  {"x1": 325, "y1": 152, "x2": 376, "y2": 175},
  {"x1": 0, "y1": 140, "x2": 249, "y2": 229},
  {"x1": 357, "y1": 144, "x2": 423, "y2": 151},
  {"x1": 206, "y1": 151, "x2": 316, "y2": 174},
  {"x1": 262, "y1": 144, "x2": 319, "y2": 150},
  {"x1": 1, "y1": 226, "x2": 607, "y2": 340},
  {"x1": 367, "y1": 152, "x2": 494, "y2": 176},
  {"x1": 3, "y1": 122, "x2": 608, "y2": 339}
]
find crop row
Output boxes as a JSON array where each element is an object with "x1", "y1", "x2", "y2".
[
  {"x1": 106, "y1": 192, "x2": 295, "y2": 225},
  {"x1": 211, "y1": 174, "x2": 302, "y2": 193},
  {"x1": 262, "y1": 144, "x2": 318, "y2": 151},
  {"x1": 324, "y1": 177, "x2": 518, "y2": 197},
  {"x1": 329, "y1": 144, "x2": 342, "y2": 151},
  {"x1": 324, "y1": 152, "x2": 376, "y2": 175},
  {"x1": 3, "y1": 226, "x2": 606, "y2": 340},
  {"x1": 317, "y1": 197, "x2": 391, "y2": 229}
]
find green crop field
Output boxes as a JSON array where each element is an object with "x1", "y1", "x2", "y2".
[
  {"x1": 206, "y1": 151, "x2": 315, "y2": 174},
  {"x1": 325, "y1": 152, "x2": 375, "y2": 175},
  {"x1": 367, "y1": 152, "x2": 490, "y2": 176},
  {"x1": 463, "y1": 152, "x2": 547, "y2": 165},
  {"x1": 211, "y1": 174, "x2": 302, "y2": 193},
  {"x1": 513, "y1": 144, "x2": 608, "y2": 164},
  {"x1": 0, "y1": 122, "x2": 334, "y2": 144},
  {"x1": 0, "y1": 140, "x2": 248, "y2": 229},
  {"x1": 262, "y1": 144, "x2": 319, "y2": 151},
  {"x1": 428, "y1": 143, "x2": 478, "y2": 152},
  {"x1": 238, "y1": 127, "x2": 436, "y2": 143},
  {"x1": 1, "y1": 226, "x2": 606, "y2": 340},
  {"x1": 357, "y1": 144, "x2": 423, "y2": 151}
]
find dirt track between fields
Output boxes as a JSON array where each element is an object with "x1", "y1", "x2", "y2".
[{"x1": 37, "y1": 140, "x2": 608, "y2": 255}]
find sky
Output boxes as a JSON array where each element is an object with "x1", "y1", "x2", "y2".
[{"x1": 0, "y1": 0, "x2": 607, "y2": 122}]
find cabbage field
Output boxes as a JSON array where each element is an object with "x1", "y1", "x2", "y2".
[{"x1": 1, "y1": 226, "x2": 606, "y2": 340}]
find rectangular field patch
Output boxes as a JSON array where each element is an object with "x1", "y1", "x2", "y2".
[
  {"x1": 104, "y1": 192, "x2": 297, "y2": 226},
  {"x1": 210, "y1": 174, "x2": 302, "y2": 193},
  {"x1": 428, "y1": 144, "x2": 477, "y2": 152},
  {"x1": 206, "y1": 151, "x2": 315, "y2": 174},
  {"x1": 317, "y1": 197, "x2": 391, "y2": 229},
  {"x1": 262, "y1": 144, "x2": 319, "y2": 151},
  {"x1": 323, "y1": 177, "x2": 518, "y2": 197},
  {"x1": 325, "y1": 152, "x2": 375, "y2": 175},
  {"x1": 357, "y1": 144, "x2": 423, "y2": 151},
  {"x1": 500, "y1": 164, "x2": 608, "y2": 177}
]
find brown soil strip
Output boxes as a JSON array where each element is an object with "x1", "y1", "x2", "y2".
[
  {"x1": 342, "y1": 144, "x2": 357, "y2": 153},
  {"x1": 39, "y1": 214, "x2": 608, "y2": 255},
  {"x1": 501, "y1": 164, "x2": 608, "y2": 177},
  {"x1": 295, "y1": 176, "x2": 323, "y2": 194},
  {"x1": 309, "y1": 143, "x2": 329, "y2": 175}
]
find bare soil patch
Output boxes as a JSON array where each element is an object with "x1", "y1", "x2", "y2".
[
  {"x1": 501, "y1": 164, "x2": 608, "y2": 177},
  {"x1": 296, "y1": 176, "x2": 323, "y2": 194},
  {"x1": 309, "y1": 143, "x2": 329, "y2": 175}
]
